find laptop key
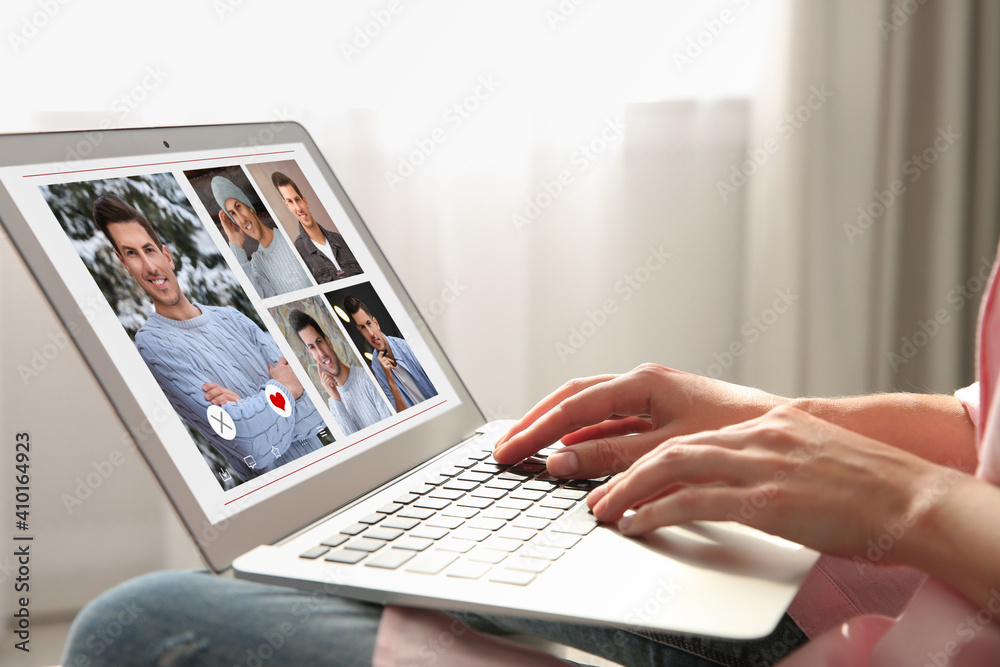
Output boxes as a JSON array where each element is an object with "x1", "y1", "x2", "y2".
[
  {"x1": 443, "y1": 480, "x2": 478, "y2": 492},
  {"x1": 344, "y1": 537, "x2": 386, "y2": 552},
  {"x1": 512, "y1": 517, "x2": 549, "y2": 531},
  {"x1": 409, "y1": 484, "x2": 435, "y2": 495},
  {"x1": 365, "y1": 549, "x2": 416, "y2": 570},
  {"x1": 435, "y1": 538, "x2": 475, "y2": 553},
  {"x1": 466, "y1": 517, "x2": 506, "y2": 531},
  {"x1": 446, "y1": 561, "x2": 492, "y2": 580},
  {"x1": 481, "y1": 536, "x2": 523, "y2": 553},
  {"x1": 365, "y1": 527, "x2": 404, "y2": 541},
  {"x1": 398, "y1": 507, "x2": 435, "y2": 520},
  {"x1": 358, "y1": 513, "x2": 385, "y2": 525},
  {"x1": 496, "y1": 527, "x2": 536, "y2": 542},
  {"x1": 424, "y1": 517, "x2": 463, "y2": 531},
  {"x1": 524, "y1": 507, "x2": 562, "y2": 520},
  {"x1": 340, "y1": 523, "x2": 368, "y2": 536},
  {"x1": 482, "y1": 507, "x2": 520, "y2": 521},
  {"x1": 394, "y1": 493, "x2": 420, "y2": 505},
  {"x1": 504, "y1": 558, "x2": 550, "y2": 574},
  {"x1": 489, "y1": 570, "x2": 536, "y2": 586},
  {"x1": 324, "y1": 549, "x2": 367, "y2": 564},
  {"x1": 452, "y1": 527, "x2": 491, "y2": 542},
  {"x1": 496, "y1": 498, "x2": 533, "y2": 511},
  {"x1": 406, "y1": 552, "x2": 458, "y2": 575},
  {"x1": 320, "y1": 534, "x2": 349, "y2": 548},
  {"x1": 519, "y1": 545, "x2": 564, "y2": 561},
  {"x1": 381, "y1": 517, "x2": 420, "y2": 531},
  {"x1": 455, "y1": 496, "x2": 493, "y2": 509},
  {"x1": 412, "y1": 525, "x2": 450, "y2": 540},
  {"x1": 470, "y1": 487, "x2": 506, "y2": 500},
  {"x1": 393, "y1": 537, "x2": 435, "y2": 551},
  {"x1": 538, "y1": 498, "x2": 576, "y2": 511},
  {"x1": 299, "y1": 546, "x2": 330, "y2": 559},
  {"x1": 553, "y1": 489, "x2": 588, "y2": 501},
  {"x1": 414, "y1": 497, "x2": 451, "y2": 511},
  {"x1": 483, "y1": 478, "x2": 519, "y2": 491},
  {"x1": 509, "y1": 489, "x2": 546, "y2": 501},
  {"x1": 523, "y1": 481, "x2": 559, "y2": 492},
  {"x1": 429, "y1": 488, "x2": 464, "y2": 500},
  {"x1": 440, "y1": 506, "x2": 478, "y2": 519},
  {"x1": 377, "y1": 503, "x2": 404, "y2": 514},
  {"x1": 457, "y1": 472, "x2": 492, "y2": 483},
  {"x1": 467, "y1": 548, "x2": 508, "y2": 564}
]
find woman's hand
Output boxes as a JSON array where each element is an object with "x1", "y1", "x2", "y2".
[
  {"x1": 588, "y1": 405, "x2": 954, "y2": 565},
  {"x1": 494, "y1": 363, "x2": 786, "y2": 478}
]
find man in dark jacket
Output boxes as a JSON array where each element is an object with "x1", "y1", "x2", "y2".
[{"x1": 272, "y1": 171, "x2": 363, "y2": 284}]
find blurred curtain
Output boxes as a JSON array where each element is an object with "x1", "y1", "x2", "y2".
[{"x1": 739, "y1": 0, "x2": 1000, "y2": 397}]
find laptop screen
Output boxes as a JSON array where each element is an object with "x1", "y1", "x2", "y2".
[{"x1": 0, "y1": 139, "x2": 463, "y2": 523}]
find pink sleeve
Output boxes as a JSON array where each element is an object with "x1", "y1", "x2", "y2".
[
  {"x1": 954, "y1": 382, "x2": 980, "y2": 431},
  {"x1": 373, "y1": 605, "x2": 572, "y2": 667}
]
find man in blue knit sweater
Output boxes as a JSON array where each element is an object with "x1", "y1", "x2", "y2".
[{"x1": 92, "y1": 193, "x2": 327, "y2": 482}]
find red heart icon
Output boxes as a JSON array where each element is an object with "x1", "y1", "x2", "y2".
[{"x1": 269, "y1": 391, "x2": 286, "y2": 411}]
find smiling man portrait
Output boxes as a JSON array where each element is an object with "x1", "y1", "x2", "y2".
[
  {"x1": 271, "y1": 170, "x2": 363, "y2": 285},
  {"x1": 212, "y1": 175, "x2": 312, "y2": 299},
  {"x1": 91, "y1": 192, "x2": 327, "y2": 480}
]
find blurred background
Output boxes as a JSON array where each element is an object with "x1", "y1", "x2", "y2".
[{"x1": 0, "y1": 0, "x2": 997, "y2": 663}]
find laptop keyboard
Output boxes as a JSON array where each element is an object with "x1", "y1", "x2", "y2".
[{"x1": 298, "y1": 444, "x2": 607, "y2": 586}]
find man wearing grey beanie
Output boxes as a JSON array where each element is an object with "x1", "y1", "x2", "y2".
[{"x1": 212, "y1": 175, "x2": 312, "y2": 299}]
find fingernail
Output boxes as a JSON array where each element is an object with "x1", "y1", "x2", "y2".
[
  {"x1": 618, "y1": 513, "x2": 634, "y2": 533},
  {"x1": 547, "y1": 451, "x2": 579, "y2": 477},
  {"x1": 592, "y1": 496, "x2": 608, "y2": 517},
  {"x1": 588, "y1": 484, "x2": 608, "y2": 506}
]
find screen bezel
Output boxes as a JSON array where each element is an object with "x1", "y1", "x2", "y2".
[{"x1": 0, "y1": 123, "x2": 486, "y2": 571}]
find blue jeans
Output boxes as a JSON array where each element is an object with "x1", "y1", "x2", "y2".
[{"x1": 61, "y1": 571, "x2": 807, "y2": 667}]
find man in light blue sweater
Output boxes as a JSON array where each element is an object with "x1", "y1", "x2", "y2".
[
  {"x1": 287, "y1": 309, "x2": 393, "y2": 434},
  {"x1": 212, "y1": 176, "x2": 312, "y2": 299},
  {"x1": 92, "y1": 193, "x2": 327, "y2": 482}
]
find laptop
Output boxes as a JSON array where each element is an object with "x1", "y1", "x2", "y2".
[{"x1": 0, "y1": 123, "x2": 818, "y2": 639}]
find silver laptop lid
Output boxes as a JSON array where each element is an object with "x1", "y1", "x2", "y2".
[{"x1": 0, "y1": 123, "x2": 485, "y2": 571}]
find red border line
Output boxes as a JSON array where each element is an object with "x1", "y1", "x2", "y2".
[
  {"x1": 21, "y1": 150, "x2": 295, "y2": 179},
  {"x1": 224, "y1": 399, "x2": 449, "y2": 506}
]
